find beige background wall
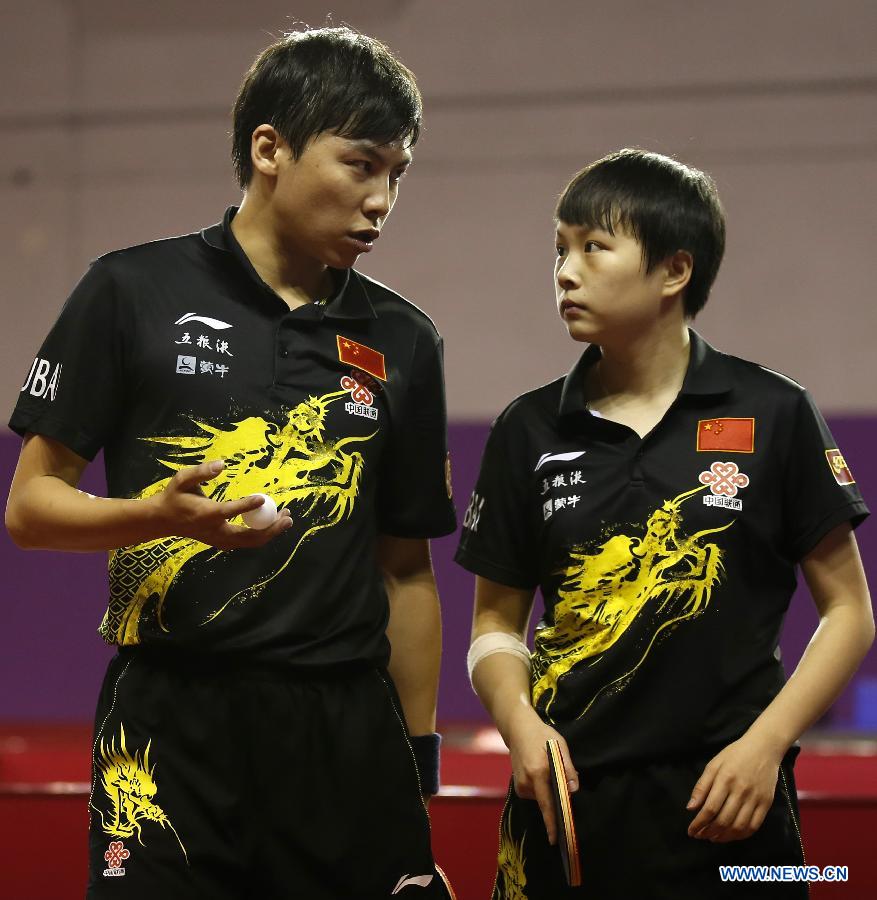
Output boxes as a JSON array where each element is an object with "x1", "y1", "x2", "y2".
[{"x1": 2, "y1": 0, "x2": 875, "y2": 423}]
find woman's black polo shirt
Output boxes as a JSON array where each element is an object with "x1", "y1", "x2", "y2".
[
  {"x1": 455, "y1": 330, "x2": 868, "y2": 770},
  {"x1": 10, "y1": 207, "x2": 456, "y2": 666}
]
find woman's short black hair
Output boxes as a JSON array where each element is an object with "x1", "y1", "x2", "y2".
[
  {"x1": 232, "y1": 26, "x2": 422, "y2": 188},
  {"x1": 556, "y1": 149, "x2": 726, "y2": 317}
]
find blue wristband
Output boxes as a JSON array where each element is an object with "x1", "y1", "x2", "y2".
[{"x1": 410, "y1": 732, "x2": 441, "y2": 796}]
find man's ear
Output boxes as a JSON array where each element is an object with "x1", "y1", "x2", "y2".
[
  {"x1": 250, "y1": 124, "x2": 285, "y2": 179},
  {"x1": 662, "y1": 250, "x2": 693, "y2": 299}
]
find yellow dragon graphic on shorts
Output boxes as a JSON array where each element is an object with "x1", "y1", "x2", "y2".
[
  {"x1": 494, "y1": 806, "x2": 527, "y2": 900},
  {"x1": 92, "y1": 723, "x2": 187, "y2": 861}
]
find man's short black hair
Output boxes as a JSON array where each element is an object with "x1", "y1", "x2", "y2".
[
  {"x1": 232, "y1": 26, "x2": 422, "y2": 188},
  {"x1": 556, "y1": 149, "x2": 726, "y2": 317}
]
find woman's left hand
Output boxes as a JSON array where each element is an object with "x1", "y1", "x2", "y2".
[{"x1": 686, "y1": 734, "x2": 785, "y2": 843}]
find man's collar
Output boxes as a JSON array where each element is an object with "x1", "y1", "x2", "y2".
[
  {"x1": 200, "y1": 217, "x2": 227, "y2": 252},
  {"x1": 558, "y1": 329, "x2": 733, "y2": 421},
  {"x1": 200, "y1": 207, "x2": 377, "y2": 320}
]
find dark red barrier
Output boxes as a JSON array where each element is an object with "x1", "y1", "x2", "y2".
[
  {"x1": 2, "y1": 785, "x2": 874, "y2": 900},
  {"x1": 2, "y1": 724, "x2": 876, "y2": 899}
]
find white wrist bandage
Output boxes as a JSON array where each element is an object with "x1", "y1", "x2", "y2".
[{"x1": 467, "y1": 631, "x2": 531, "y2": 685}]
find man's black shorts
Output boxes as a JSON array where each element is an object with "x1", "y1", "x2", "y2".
[
  {"x1": 86, "y1": 650, "x2": 453, "y2": 899},
  {"x1": 493, "y1": 750, "x2": 809, "y2": 899}
]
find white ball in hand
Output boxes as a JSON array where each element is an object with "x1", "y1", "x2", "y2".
[{"x1": 242, "y1": 494, "x2": 278, "y2": 529}]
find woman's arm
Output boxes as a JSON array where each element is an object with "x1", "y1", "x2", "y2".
[
  {"x1": 687, "y1": 522, "x2": 873, "y2": 842},
  {"x1": 470, "y1": 575, "x2": 579, "y2": 845}
]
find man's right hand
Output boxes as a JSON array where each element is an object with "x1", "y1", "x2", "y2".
[
  {"x1": 146, "y1": 460, "x2": 292, "y2": 549},
  {"x1": 506, "y1": 705, "x2": 579, "y2": 846},
  {"x1": 6, "y1": 435, "x2": 294, "y2": 553}
]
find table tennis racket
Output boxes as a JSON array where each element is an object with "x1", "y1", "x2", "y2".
[{"x1": 546, "y1": 738, "x2": 581, "y2": 887}]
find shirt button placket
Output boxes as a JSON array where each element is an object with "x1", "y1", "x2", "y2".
[
  {"x1": 277, "y1": 319, "x2": 294, "y2": 361},
  {"x1": 631, "y1": 445, "x2": 645, "y2": 485},
  {"x1": 275, "y1": 320, "x2": 295, "y2": 387}
]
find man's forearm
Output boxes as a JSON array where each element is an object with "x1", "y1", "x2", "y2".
[
  {"x1": 7, "y1": 437, "x2": 291, "y2": 554},
  {"x1": 6, "y1": 473, "x2": 163, "y2": 552},
  {"x1": 385, "y1": 576, "x2": 442, "y2": 735}
]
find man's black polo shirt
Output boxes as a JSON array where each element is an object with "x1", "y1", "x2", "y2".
[
  {"x1": 11, "y1": 207, "x2": 456, "y2": 665},
  {"x1": 455, "y1": 330, "x2": 868, "y2": 770}
]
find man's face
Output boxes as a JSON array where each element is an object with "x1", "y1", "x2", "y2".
[
  {"x1": 271, "y1": 132, "x2": 412, "y2": 269},
  {"x1": 554, "y1": 221, "x2": 668, "y2": 344}
]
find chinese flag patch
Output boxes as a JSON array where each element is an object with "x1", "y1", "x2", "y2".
[
  {"x1": 826, "y1": 449, "x2": 855, "y2": 485},
  {"x1": 336, "y1": 336, "x2": 386, "y2": 382},
  {"x1": 697, "y1": 418, "x2": 755, "y2": 453}
]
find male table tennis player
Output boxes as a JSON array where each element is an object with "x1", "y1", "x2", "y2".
[
  {"x1": 7, "y1": 27, "x2": 457, "y2": 900},
  {"x1": 456, "y1": 149, "x2": 873, "y2": 897}
]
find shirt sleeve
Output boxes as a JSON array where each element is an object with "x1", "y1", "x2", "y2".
[
  {"x1": 454, "y1": 406, "x2": 540, "y2": 589},
  {"x1": 8, "y1": 259, "x2": 127, "y2": 460},
  {"x1": 781, "y1": 388, "x2": 869, "y2": 561},
  {"x1": 376, "y1": 330, "x2": 457, "y2": 538}
]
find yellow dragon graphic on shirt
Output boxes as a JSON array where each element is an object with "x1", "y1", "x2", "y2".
[
  {"x1": 532, "y1": 484, "x2": 733, "y2": 721},
  {"x1": 101, "y1": 388, "x2": 375, "y2": 644}
]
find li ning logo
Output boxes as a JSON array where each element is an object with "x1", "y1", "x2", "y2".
[{"x1": 21, "y1": 357, "x2": 62, "y2": 401}]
